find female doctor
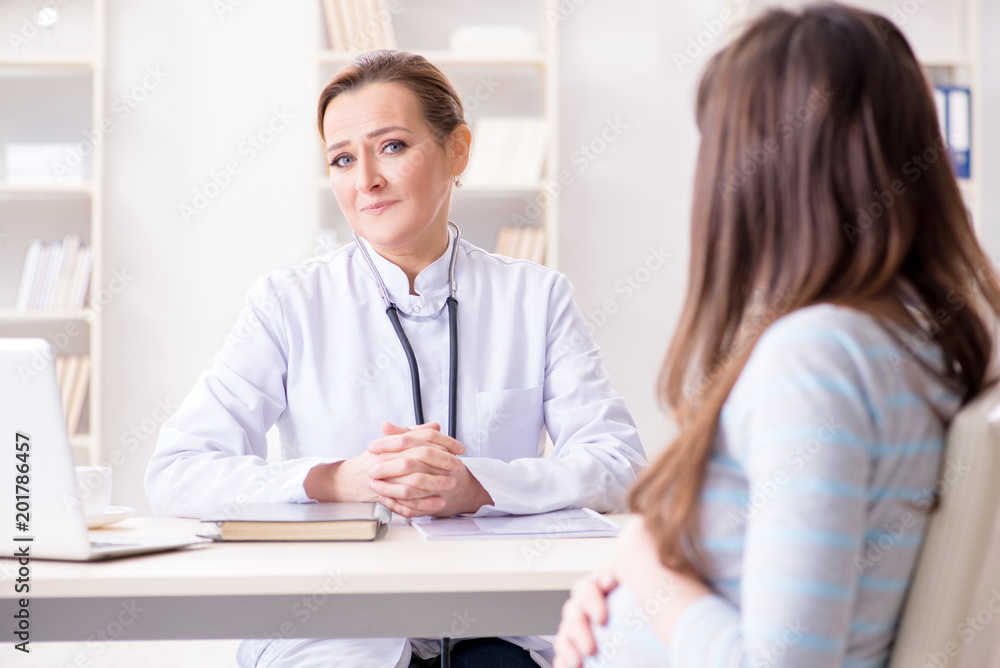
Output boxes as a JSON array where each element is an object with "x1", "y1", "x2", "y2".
[{"x1": 144, "y1": 49, "x2": 646, "y2": 668}]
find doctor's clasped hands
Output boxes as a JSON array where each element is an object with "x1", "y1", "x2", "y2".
[{"x1": 304, "y1": 420, "x2": 493, "y2": 517}]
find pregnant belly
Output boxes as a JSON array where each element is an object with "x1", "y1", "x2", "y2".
[{"x1": 583, "y1": 585, "x2": 670, "y2": 668}]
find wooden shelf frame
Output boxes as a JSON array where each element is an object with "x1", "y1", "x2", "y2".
[{"x1": 0, "y1": 0, "x2": 104, "y2": 465}]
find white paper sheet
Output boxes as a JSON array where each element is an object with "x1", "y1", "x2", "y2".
[{"x1": 410, "y1": 508, "x2": 620, "y2": 541}]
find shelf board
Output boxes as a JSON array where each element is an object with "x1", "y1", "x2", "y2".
[
  {"x1": 0, "y1": 309, "x2": 94, "y2": 323},
  {"x1": 0, "y1": 182, "x2": 93, "y2": 196},
  {"x1": 315, "y1": 177, "x2": 546, "y2": 193},
  {"x1": 317, "y1": 49, "x2": 546, "y2": 67},
  {"x1": 0, "y1": 54, "x2": 94, "y2": 73},
  {"x1": 920, "y1": 56, "x2": 973, "y2": 69}
]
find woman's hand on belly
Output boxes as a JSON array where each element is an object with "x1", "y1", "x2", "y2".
[
  {"x1": 553, "y1": 519, "x2": 714, "y2": 667},
  {"x1": 367, "y1": 422, "x2": 494, "y2": 518},
  {"x1": 608, "y1": 519, "x2": 712, "y2": 649},
  {"x1": 554, "y1": 568, "x2": 619, "y2": 668}
]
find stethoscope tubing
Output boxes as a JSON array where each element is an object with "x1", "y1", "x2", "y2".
[
  {"x1": 354, "y1": 222, "x2": 461, "y2": 440},
  {"x1": 384, "y1": 304, "x2": 425, "y2": 425},
  {"x1": 446, "y1": 295, "x2": 458, "y2": 439}
]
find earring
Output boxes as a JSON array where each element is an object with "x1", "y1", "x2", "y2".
[{"x1": 453, "y1": 175, "x2": 463, "y2": 189}]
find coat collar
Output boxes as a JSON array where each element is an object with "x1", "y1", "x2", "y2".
[{"x1": 353, "y1": 226, "x2": 457, "y2": 318}]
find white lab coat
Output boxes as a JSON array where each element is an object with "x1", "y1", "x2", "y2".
[{"x1": 145, "y1": 229, "x2": 646, "y2": 666}]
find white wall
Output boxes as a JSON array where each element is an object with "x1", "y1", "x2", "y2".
[
  {"x1": 102, "y1": 0, "x2": 998, "y2": 513},
  {"x1": 103, "y1": 1, "x2": 314, "y2": 511},
  {"x1": 555, "y1": 1, "x2": 727, "y2": 456},
  {"x1": 977, "y1": 0, "x2": 1000, "y2": 262}
]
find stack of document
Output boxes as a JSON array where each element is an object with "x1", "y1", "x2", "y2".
[{"x1": 410, "y1": 508, "x2": 620, "y2": 541}]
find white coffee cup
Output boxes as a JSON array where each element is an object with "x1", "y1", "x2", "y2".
[{"x1": 74, "y1": 466, "x2": 112, "y2": 515}]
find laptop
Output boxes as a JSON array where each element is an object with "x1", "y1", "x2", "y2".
[{"x1": 0, "y1": 338, "x2": 209, "y2": 561}]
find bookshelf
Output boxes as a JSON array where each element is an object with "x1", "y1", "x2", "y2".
[
  {"x1": 0, "y1": 0, "x2": 104, "y2": 465},
  {"x1": 308, "y1": 0, "x2": 560, "y2": 268},
  {"x1": 725, "y1": 0, "x2": 982, "y2": 231}
]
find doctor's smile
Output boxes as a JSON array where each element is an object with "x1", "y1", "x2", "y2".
[{"x1": 360, "y1": 199, "x2": 400, "y2": 215}]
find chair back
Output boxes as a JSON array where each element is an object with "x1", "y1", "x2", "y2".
[{"x1": 889, "y1": 384, "x2": 1000, "y2": 667}]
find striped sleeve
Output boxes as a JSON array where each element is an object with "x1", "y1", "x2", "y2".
[{"x1": 670, "y1": 326, "x2": 877, "y2": 667}]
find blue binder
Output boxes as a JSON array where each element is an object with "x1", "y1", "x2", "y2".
[{"x1": 935, "y1": 84, "x2": 971, "y2": 180}]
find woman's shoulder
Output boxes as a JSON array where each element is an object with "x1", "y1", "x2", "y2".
[
  {"x1": 737, "y1": 303, "x2": 958, "y2": 419},
  {"x1": 759, "y1": 303, "x2": 900, "y2": 348},
  {"x1": 751, "y1": 303, "x2": 933, "y2": 372}
]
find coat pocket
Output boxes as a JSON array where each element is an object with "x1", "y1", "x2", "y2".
[{"x1": 474, "y1": 385, "x2": 545, "y2": 461}]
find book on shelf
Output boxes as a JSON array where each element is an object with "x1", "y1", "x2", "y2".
[
  {"x1": 15, "y1": 235, "x2": 92, "y2": 311},
  {"x1": 26, "y1": 242, "x2": 50, "y2": 309},
  {"x1": 320, "y1": 0, "x2": 397, "y2": 53},
  {"x1": 54, "y1": 354, "x2": 90, "y2": 435},
  {"x1": 55, "y1": 235, "x2": 82, "y2": 309},
  {"x1": 66, "y1": 354, "x2": 90, "y2": 435},
  {"x1": 463, "y1": 117, "x2": 547, "y2": 188},
  {"x1": 321, "y1": 0, "x2": 348, "y2": 51},
  {"x1": 947, "y1": 86, "x2": 971, "y2": 180},
  {"x1": 933, "y1": 83, "x2": 971, "y2": 180},
  {"x1": 494, "y1": 225, "x2": 546, "y2": 265},
  {"x1": 199, "y1": 502, "x2": 391, "y2": 541},
  {"x1": 368, "y1": 0, "x2": 399, "y2": 49},
  {"x1": 41, "y1": 238, "x2": 66, "y2": 309},
  {"x1": 59, "y1": 354, "x2": 78, "y2": 418},
  {"x1": 72, "y1": 246, "x2": 94, "y2": 309},
  {"x1": 56, "y1": 355, "x2": 69, "y2": 411},
  {"x1": 15, "y1": 240, "x2": 42, "y2": 310},
  {"x1": 494, "y1": 226, "x2": 514, "y2": 257}
]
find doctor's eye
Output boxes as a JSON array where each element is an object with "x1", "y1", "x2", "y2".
[
  {"x1": 381, "y1": 140, "x2": 407, "y2": 155},
  {"x1": 329, "y1": 153, "x2": 354, "y2": 168}
]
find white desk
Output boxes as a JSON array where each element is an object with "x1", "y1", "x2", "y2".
[{"x1": 0, "y1": 516, "x2": 621, "y2": 642}]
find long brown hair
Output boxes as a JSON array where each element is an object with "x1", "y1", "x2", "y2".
[
  {"x1": 316, "y1": 50, "x2": 467, "y2": 147},
  {"x1": 630, "y1": 3, "x2": 1000, "y2": 575}
]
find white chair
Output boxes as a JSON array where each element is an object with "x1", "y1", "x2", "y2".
[{"x1": 889, "y1": 383, "x2": 1000, "y2": 667}]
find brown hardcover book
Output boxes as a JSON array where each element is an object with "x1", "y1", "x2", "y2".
[{"x1": 199, "y1": 502, "x2": 390, "y2": 541}]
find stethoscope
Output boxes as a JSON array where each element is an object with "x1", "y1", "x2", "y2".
[
  {"x1": 354, "y1": 222, "x2": 461, "y2": 668},
  {"x1": 353, "y1": 221, "x2": 461, "y2": 441}
]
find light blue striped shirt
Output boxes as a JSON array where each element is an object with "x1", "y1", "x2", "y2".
[{"x1": 587, "y1": 304, "x2": 960, "y2": 668}]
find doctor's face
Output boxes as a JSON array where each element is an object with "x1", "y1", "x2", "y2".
[{"x1": 323, "y1": 82, "x2": 456, "y2": 255}]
